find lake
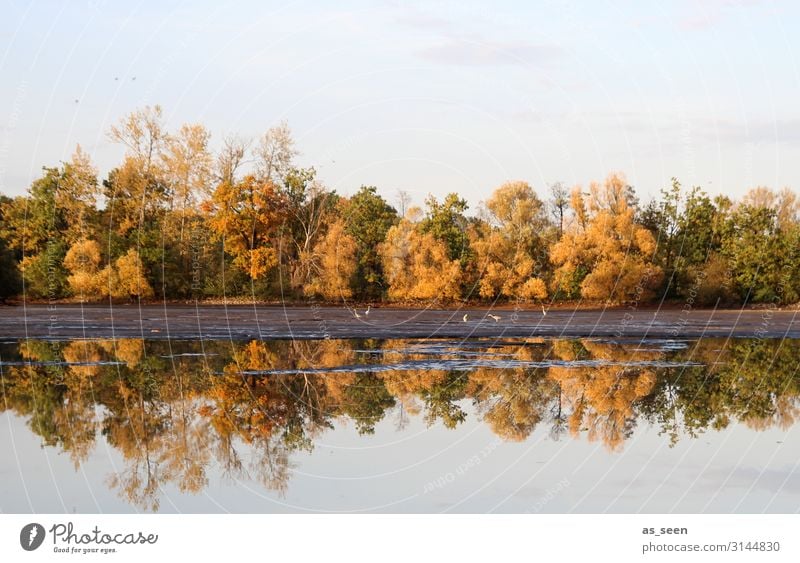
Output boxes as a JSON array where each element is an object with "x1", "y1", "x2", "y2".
[{"x1": 1, "y1": 336, "x2": 798, "y2": 512}]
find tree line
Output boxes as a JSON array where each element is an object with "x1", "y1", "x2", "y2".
[{"x1": 2, "y1": 105, "x2": 799, "y2": 306}]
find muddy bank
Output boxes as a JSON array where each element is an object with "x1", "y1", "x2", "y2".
[{"x1": 0, "y1": 304, "x2": 798, "y2": 340}]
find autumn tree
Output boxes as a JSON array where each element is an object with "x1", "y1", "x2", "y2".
[
  {"x1": 205, "y1": 175, "x2": 288, "y2": 283},
  {"x1": 303, "y1": 217, "x2": 358, "y2": 300},
  {"x1": 470, "y1": 181, "x2": 550, "y2": 302},
  {"x1": 215, "y1": 135, "x2": 250, "y2": 185},
  {"x1": 641, "y1": 179, "x2": 733, "y2": 303},
  {"x1": 58, "y1": 146, "x2": 100, "y2": 243},
  {"x1": 105, "y1": 105, "x2": 169, "y2": 234},
  {"x1": 396, "y1": 189, "x2": 412, "y2": 217},
  {"x1": 111, "y1": 249, "x2": 154, "y2": 300},
  {"x1": 640, "y1": 178, "x2": 682, "y2": 292},
  {"x1": 102, "y1": 106, "x2": 172, "y2": 297},
  {"x1": 162, "y1": 123, "x2": 212, "y2": 226},
  {"x1": 278, "y1": 167, "x2": 340, "y2": 293},
  {"x1": 0, "y1": 146, "x2": 99, "y2": 299},
  {"x1": 550, "y1": 173, "x2": 663, "y2": 303},
  {"x1": 672, "y1": 188, "x2": 732, "y2": 303},
  {"x1": 4, "y1": 102, "x2": 800, "y2": 307},
  {"x1": 64, "y1": 238, "x2": 104, "y2": 299},
  {"x1": 254, "y1": 121, "x2": 297, "y2": 184},
  {"x1": 380, "y1": 209, "x2": 462, "y2": 301}
]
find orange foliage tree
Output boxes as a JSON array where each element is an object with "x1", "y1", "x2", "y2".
[
  {"x1": 204, "y1": 175, "x2": 288, "y2": 281},
  {"x1": 380, "y1": 209, "x2": 463, "y2": 301},
  {"x1": 303, "y1": 218, "x2": 358, "y2": 300},
  {"x1": 470, "y1": 181, "x2": 550, "y2": 301},
  {"x1": 550, "y1": 173, "x2": 662, "y2": 303}
]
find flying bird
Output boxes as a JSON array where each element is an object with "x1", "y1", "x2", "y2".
[{"x1": 488, "y1": 314, "x2": 501, "y2": 322}]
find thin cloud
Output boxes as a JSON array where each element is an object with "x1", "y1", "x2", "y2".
[
  {"x1": 418, "y1": 39, "x2": 564, "y2": 67},
  {"x1": 542, "y1": 111, "x2": 800, "y2": 146},
  {"x1": 677, "y1": 0, "x2": 766, "y2": 30},
  {"x1": 393, "y1": 12, "x2": 451, "y2": 31}
]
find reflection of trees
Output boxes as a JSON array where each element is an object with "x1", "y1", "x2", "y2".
[
  {"x1": 381, "y1": 366, "x2": 464, "y2": 429},
  {"x1": 2, "y1": 336, "x2": 800, "y2": 510},
  {"x1": 548, "y1": 340, "x2": 657, "y2": 450},
  {"x1": 102, "y1": 352, "x2": 174, "y2": 512},
  {"x1": 640, "y1": 338, "x2": 800, "y2": 441},
  {"x1": 202, "y1": 340, "x2": 332, "y2": 493},
  {"x1": 467, "y1": 347, "x2": 558, "y2": 441},
  {"x1": 8, "y1": 341, "x2": 98, "y2": 468}
]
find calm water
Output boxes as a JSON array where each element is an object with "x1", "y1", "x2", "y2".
[{"x1": 1, "y1": 336, "x2": 798, "y2": 513}]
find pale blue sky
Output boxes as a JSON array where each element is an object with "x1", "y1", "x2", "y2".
[{"x1": 1, "y1": 0, "x2": 799, "y2": 210}]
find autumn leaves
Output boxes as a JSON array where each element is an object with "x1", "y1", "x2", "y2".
[
  {"x1": 551, "y1": 175, "x2": 663, "y2": 304},
  {"x1": 64, "y1": 240, "x2": 153, "y2": 300},
  {"x1": 2, "y1": 105, "x2": 799, "y2": 306}
]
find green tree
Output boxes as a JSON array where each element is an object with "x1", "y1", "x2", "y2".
[
  {"x1": 420, "y1": 192, "x2": 470, "y2": 263},
  {"x1": 641, "y1": 180, "x2": 731, "y2": 303},
  {"x1": 720, "y1": 195, "x2": 800, "y2": 304},
  {"x1": 0, "y1": 195, "x2": 22, "y2": 300},
  {"x1": 1, "y1": 166, "x2": 76, "y2": 299},
  {"x1": 343, "y1": 186, "x2": 398, "y2": 299}
]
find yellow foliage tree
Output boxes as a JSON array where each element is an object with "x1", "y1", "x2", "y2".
[
  {"x1": 59, "y1": 146, "x2": 100, "y2": 243},
  {"x1": 111, "y1": 249, "x2": 154, "y2": 300},
  {"x1": 550, "y1": 173, "x2": 662, "y2": 303},
  {"x1": 64, "y1": 238, "x2": 104, "y2": 299},
  {"x1": 303, "y1": 219, "x2": 357, "y2": 300},
  {"x1": 470, "y1": 181, "x2": 549, "y2": 301},
  {"x1": 380, "y1": 213, "x2": 462, "y2": 301},
  {"x1": 163, "y1": 123, "x2": 213, "y2": 215},
  {"x1": 105, "y1": 106, "x2": 169, "y2": 236}
]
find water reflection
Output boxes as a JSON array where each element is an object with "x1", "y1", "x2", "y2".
[{"x1": 1, "y1": 337, "x2": 797, "y2": 511}]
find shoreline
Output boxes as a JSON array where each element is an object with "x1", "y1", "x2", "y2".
[
  {"x1": 0, "y1": 303, "x2": 797, "y2": 340},
  {"x1": 4, "y1": 297, "x2": 799, "y2": 311}
]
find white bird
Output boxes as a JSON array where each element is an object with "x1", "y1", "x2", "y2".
[
  {"x1": 488, "y1": 314, "x2": 501, "y2": 322},
  {"x1": 365, "y1": 305, "x2": 371, "y2": 316},
  {"x1": 463, "y1": 313, "x2": 469, "y2": 322},
  {"x1": 353, "y1": 309, "x2": 362, "y2": 319},
  {"x1": 541, "y1": 304, "x2": 548, "y2": 316}
]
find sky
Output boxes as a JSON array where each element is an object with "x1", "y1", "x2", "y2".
[{"x1": 1, "y1": 0, "x2": 799, "y2": 211}]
